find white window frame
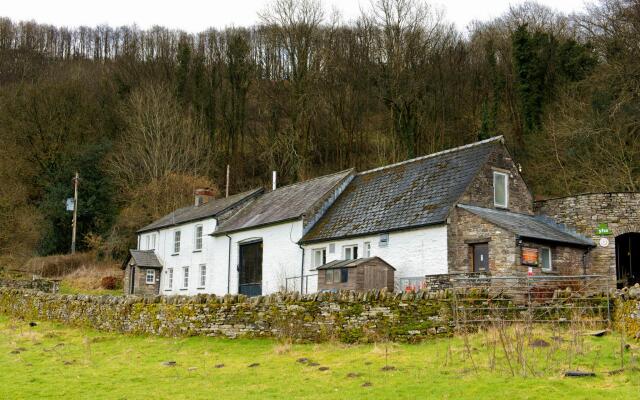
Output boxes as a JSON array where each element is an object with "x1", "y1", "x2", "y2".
[
  {"x1": 343, "y1": 245, "x2": 358, "y2": 260},
  {"x1": 493, "y1": 171, "x2": 509, "y2": 208},
  {"x1": 364, "y1": 242, "x2": 371, "y2": 258},
  {"x1": 182, "y1": 266, "x2": 189, "y2": 289},
  {"x1": 167, "y1": 268, "x2": 173, "y2": 290},
  {"x1": 312, "y1": 248, "x2": 327, "y2": 268},
  {"x1": 145, "y1": 235, "x2": 151, "y2": 250},
  {"x1": 194, "y1": 225, "x2": 203, "y2": 251},
  {"x1": 151, "y1": 233, "x2": 156, "y2": 250},
  {"x1": 145, "y1": 269, "x2": 155, "y2": 284},
  {"x1": 199, "y1": 264, "x2": 206, "y2": 288},
  {"x1": 174, "y1": 230, "x2": 181, "y2": 254},
  {"x1": 540, "y1": 247, "x2": 552, "y2": 272}
]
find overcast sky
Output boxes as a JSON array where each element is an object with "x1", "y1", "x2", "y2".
[{"x1": 4, "y1": 0, "x2": 588, "y2": 32}]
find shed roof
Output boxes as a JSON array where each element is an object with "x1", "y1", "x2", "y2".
[
  {"x1": 314, "y1": 257, "x2": 396, "y2": 270},
  {"x1": 457, "y1": 204, "x2": 594, "y2": 247},
  {"x1": 137, "y1": 188, "x2": 263, "y2": 233},
  {"x1": 124, "y1": 250, "x2": 163, "y2": 269},
  {"x1": 215, "y1": 169, "x2": 354, "y2": 235},
  {"x1": 302, "y1": 136, "x2": 503, "y2": 243}
]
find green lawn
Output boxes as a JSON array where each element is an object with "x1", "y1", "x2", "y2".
[{"x1": 0, "y1": 315, "x2": 638, "y2": 399}]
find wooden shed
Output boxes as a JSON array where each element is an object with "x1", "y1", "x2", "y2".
[{"x1": 315, "y1": 257, "x2": 395, "y2": 292}]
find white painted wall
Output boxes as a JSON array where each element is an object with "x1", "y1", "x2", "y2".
[
  {"x1": 137, "y1": 217, "x2": 218, "y2": 296},
  {"x1": 220, "y1": 220, "x2": 304, "y2": 296},
  {"x1": 302, "y1": 225, "x2": 448, "y2": 292}
]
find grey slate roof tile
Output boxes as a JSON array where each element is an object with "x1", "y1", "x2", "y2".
[
  {"x1": 127, "y1": 249, "x2": 162, "y2": 268},
  {"x1": 302, "y1": 137, "x2": 503, "y2": 242},
  {"x1": 137, "y1": 188, "x2": 263, "y2": 233},
  {"x1": 457, "y1": 204, "x2": 594, "y2": 246},
  {"x1": 215, "y1": 169, "x2": 354, "y2": 234}
]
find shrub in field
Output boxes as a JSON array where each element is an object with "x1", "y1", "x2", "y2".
[{"x1": 100, "y1": 276, "x2": 121, "y2": 290}]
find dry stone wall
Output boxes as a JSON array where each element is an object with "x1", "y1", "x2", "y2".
[{"x1": 0, "y1": 288, "x2": 453, "y2": 343}]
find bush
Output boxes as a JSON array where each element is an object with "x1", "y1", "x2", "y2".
[{"x1": 100, "y1": 276, "x2": 121, "y2": 290}]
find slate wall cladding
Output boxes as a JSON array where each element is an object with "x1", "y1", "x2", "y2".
[
  {"x1": 535, "y1": 193, "x2": 640, "y2": 279},
  {"x1": 457, "y1": 145, "x2": 533, "y2": 214},
  {"x1": 0, "y1": 288, "x2": 453, "y2": 343}
]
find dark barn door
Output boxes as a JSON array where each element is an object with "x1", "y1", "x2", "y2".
[
  {"x1": 129, "y1": 266, "x2": 136, "y2": 295},
  {"x1": 473, "y1": 243, "x2": 489, "y2": 272},
  {"x1": 616, "y1": 233, "x2": 640, "y2": 288},
  {"x1": 239, "y1": 241, "x2": 263, "y2": 296}
]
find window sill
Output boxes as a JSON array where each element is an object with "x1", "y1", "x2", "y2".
[
  {"x1": 193, "y1": 250, "x2": 202, "y2": 253},
  {"x1": 196, "y1": 287, "x2": 205, "y2": 290},
  {"x1": 540, "y1": 269, "x2": 557, "y2": 274},
  {"x1": 164, "y1": 289, "x2": 172, "y2": 292},
  {"x1": 171, "y1": 253, "x2": 179, "y2": 256},
  {"x1": 179, "y1": 288, "x2": 188, "y2": 291}
]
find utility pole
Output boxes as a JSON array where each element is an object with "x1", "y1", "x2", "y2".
[
  {"x1": 71, "y1": 172, "x2": 79, "y2": 254},
  {"x1": 225, "y1": 164, "x2": 230, "y2": 198}
]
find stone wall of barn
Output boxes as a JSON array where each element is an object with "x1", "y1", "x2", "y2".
[
  {"x1": 458, "y1": 144, "x2": 533, "y2": 214},
  {"x1": 535, "y1": 193, "x2": 640, "y2": 280},
  {"x1": 123, "y1": 265, "x2": 160, "y2": 296}
]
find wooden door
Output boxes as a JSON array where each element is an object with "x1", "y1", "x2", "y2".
[
  {"x1": 473, "y1": 243, "x2": 489, "y2": 272},
  {"x1": 239, "y1": 241, "x2": 263, "y2": 296}
]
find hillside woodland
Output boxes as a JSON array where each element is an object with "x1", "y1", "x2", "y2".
[{"x1": 0, "y1": 0, "x2": 638, "y2": 262}]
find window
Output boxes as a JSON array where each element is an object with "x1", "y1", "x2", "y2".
[
  {"x1": 313, "y1": 248, "x2": 327, "y2": 268},
  {"x1": 194, "y1": 225, "x2": 203, "y2": 251},
  {"x1": 167, "y1": 268, "x2": 173, "y2": 289},
  {"x1": 364, "y1": 242, "x2": 371, "y2": 258},
  {"x1": 540, "y1": 247, "x2": 552, "y2": 272},
  {"x1": 145, "y1": 269, "x2": 155, "y2": 284},
  {"x1": 199, "y1": 264, "x2": 206, "y2": 288},
  {"x1": 325, "y1": 268, "x2": 348, "y2": 284},
  {"x1": 329, "y1": 243, "x2": 335, "y2": 254},
  {"x1": 493, "y1": 171, "x2": 509, "y2": 208},
  {"x1": 182, "y1": 266, "x2": 189, "y2": 289},
  {"x1": 379, "y1": 233, "x2": 389, "y2": 247},
  {"x1": 145, "y1": 235, "x2": 151, "y2": 250},
  {"x1": 151, "y1": 234, "x2": 156, "y2": 250},
  {"x1": 343, "y1": 245, "x2": 358, "y2": 260},
  {"x1": 174, "y1": 231, "x2": 181, "y2": 254}
]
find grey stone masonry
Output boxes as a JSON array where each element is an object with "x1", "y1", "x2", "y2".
[{"x1": 535, "y1": 193, "x2": 640, "y2": 282}]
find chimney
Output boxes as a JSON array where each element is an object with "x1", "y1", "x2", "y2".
[
  {"x1": 272, "y1": 171, "x2": 277, "y2": 191},
  {"x1": 194, "y1": 188, "x2": 216, "y2": 206}
]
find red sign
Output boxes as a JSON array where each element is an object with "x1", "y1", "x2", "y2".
[{"x1": 521, "y1": 247, "x2": 539, "y2": 266}]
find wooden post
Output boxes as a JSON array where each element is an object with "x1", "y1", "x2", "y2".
[
  {"x1": 225, "y1": 164, "x2": 230, "y2": 198},
  {"x1": 71, "y1": 172, "x2": 79, "y2": 254}
]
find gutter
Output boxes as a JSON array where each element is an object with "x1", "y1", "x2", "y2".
[
  {"x1": 226, "y1": 234, "x2": 232, "y2": 295},
  {"x1": 298, "y1": 243, "x2": 305, "y2": 293}
]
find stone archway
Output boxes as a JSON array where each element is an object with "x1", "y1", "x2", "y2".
[{"x1": 615, "y1": 232, "x2": 640, "y2": 288}]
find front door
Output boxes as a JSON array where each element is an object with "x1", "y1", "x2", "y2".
[
  {"x1": 473, "y1": 243, "x2": 489, "y2": 272},
  {"x1": 239, "y1": 241, "x2": 263, "y2": 296},
  {"x1": 129, "y1": 266, "x2": 136, "y2": 295}
]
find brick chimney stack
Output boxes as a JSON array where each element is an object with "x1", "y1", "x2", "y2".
[{"x1": 194, "y1": 188, "x2": 216, "y2": 206}]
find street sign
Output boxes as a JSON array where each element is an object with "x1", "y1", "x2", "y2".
[
  {"x1": 595, "y1": 223, "x2": 611, "y2": 236},
  {"x1": 66, "y1": 198, "x2": 75, "y2": 211}
]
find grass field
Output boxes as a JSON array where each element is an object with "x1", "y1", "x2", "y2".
[{"x1": 1, "y1": 315, "x2": 638, "y2": 399}]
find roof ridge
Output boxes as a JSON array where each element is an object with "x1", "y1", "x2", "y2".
[
  {"x1": 358, "y1": 136, "x2": 504, "y2": 176},
  {"x1": 269, "y1": 168, "x2": 354, "y2": 192}
]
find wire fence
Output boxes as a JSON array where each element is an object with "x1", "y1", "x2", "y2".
[
  {"x1": 284, "y1": 273, "x2": 317, "y2": 294},
  {"x1": 448, "y1": 275, "x2": 612, "y2": 326}
]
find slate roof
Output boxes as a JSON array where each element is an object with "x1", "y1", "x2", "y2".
[
  {"x1": 314, "y1": 257, "x2": 396, "y2": 270},
  {"x1": 457, "y1": 204, "x2": 594, "y2": 247},
  {"x1": 302, "y1": 136, "x2": 503, "y2": 243},
  {"x1": 214, "y1": 169, "x2": 354, "y2": 235},
  {"x1": 137, "y1": 188, "x2": 263, "y2": 233},
  {"x1": 125, "y1": 250, "x2": 163, "y2": 269}
]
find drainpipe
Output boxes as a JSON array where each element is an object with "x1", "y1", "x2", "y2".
[
  {"x1": 298, "y1": 243, "x2": 305, "y2": 293},
  {"x1": 226, "y1": 234, "x2": 232, "y2": 295}
]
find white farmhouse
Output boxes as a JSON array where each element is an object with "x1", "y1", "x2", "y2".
[{"x1": 124, "y1": 136, "x2": 599, "y2": 296}]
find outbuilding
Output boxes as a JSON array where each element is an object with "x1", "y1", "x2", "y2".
[
  {"x1": 315, "y1": 256, "x2": 395, "y2": 292},
  {"x1": 122, "y1": 250, "x2": 163, "y2": 296}
]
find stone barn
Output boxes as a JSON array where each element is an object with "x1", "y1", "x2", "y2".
[
  {"x1": 315, "y1": 257, "x2": 395, "y2": 292},
  {"x1": 535, "y1": 193, "x2": 640, "y2": 288}
]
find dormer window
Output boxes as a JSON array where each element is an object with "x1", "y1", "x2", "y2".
[{"x1": 493, "y1": 171, "x2": 509, "y2": 208}]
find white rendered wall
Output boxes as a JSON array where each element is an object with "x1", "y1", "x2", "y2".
[
  {"x1": 219, "y1": 220, "x2": 305, "y2": 296},
  {"x1": 137, "y1": 218, "x2": 218, "y2": 296},
  {"x1": 302, "y1": 225, "x2": 448, "y2": 292}
]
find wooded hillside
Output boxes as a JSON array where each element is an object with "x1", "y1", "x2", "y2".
[{"x1": 0, "y1": 0, "x2": 638, "y2": 259}]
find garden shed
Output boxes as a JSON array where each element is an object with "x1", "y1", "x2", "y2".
[{"x1": 315, "y1": 257, "x2": 395, "y2": 292}]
